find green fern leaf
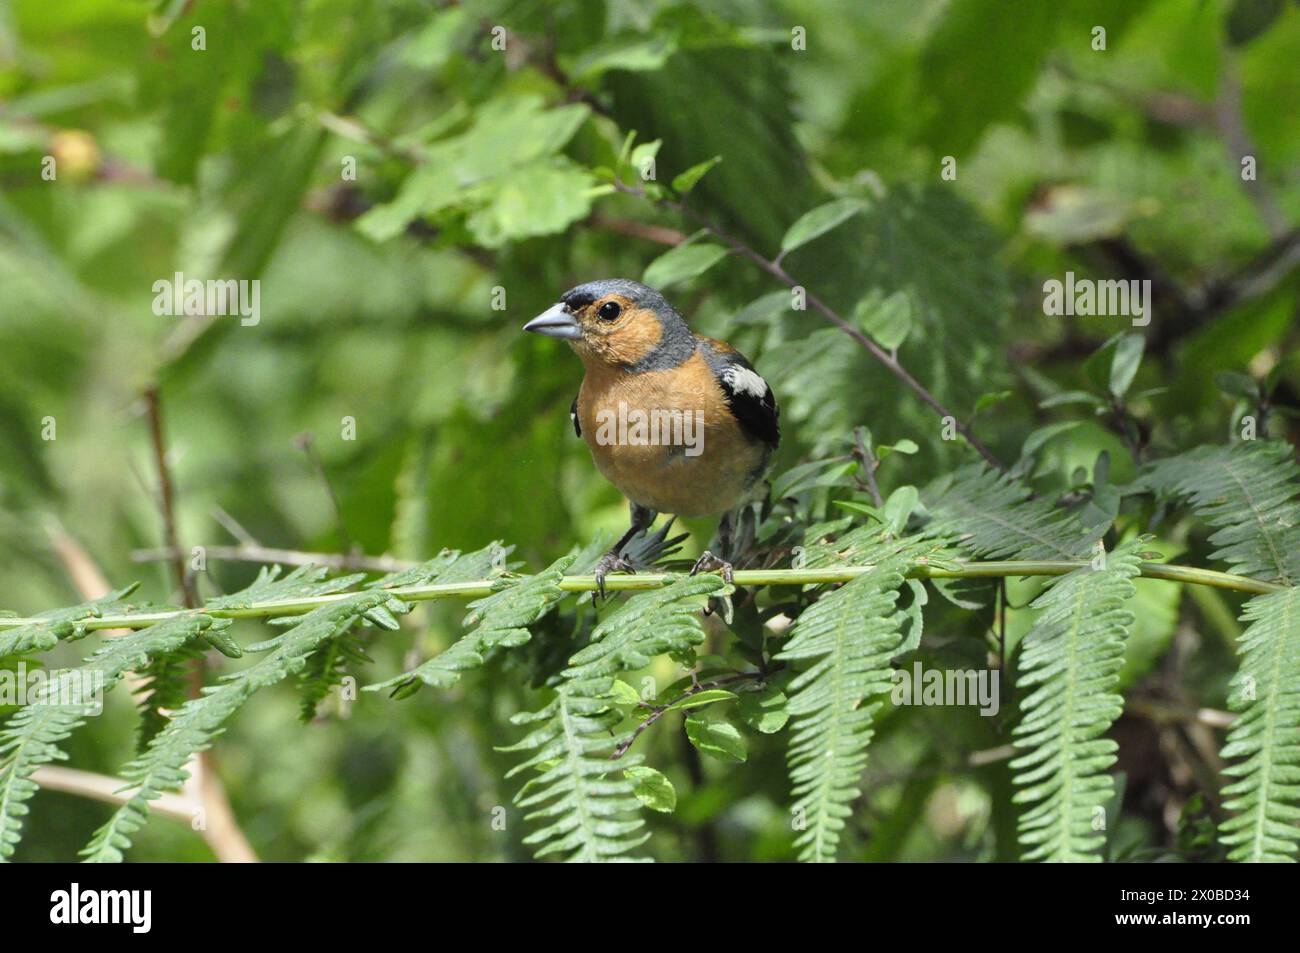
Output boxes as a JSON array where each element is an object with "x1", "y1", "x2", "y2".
[
  {"x1": 367, "y1": 555, "x2": 575, "y2": 696},
  {"x1": 777, "y1": 535, "x2": 924, "y2": 862},
  {"x1": 0, "y1": 584, "x2": 140, "y2": 657},
  {"x1": 925, "y1": 463, "x2": 1102, "y2": 559},
  {"x1": 504, "y1": 574, "x2": 725, "y2": 862},
  {"x1": 0, "y1": 612, "x2": 215, "y2": 861},
  {"x1": 1011, "y1": 541, "x2": 1142, "y2": 861},
  {"x1": 1139, "y1": 441, "x2": 1300, "y2": 585},
  {"x1": 81, "y1": 591, "x2": 391, "y2": 862},
  {"x1": 1139, "y1": 442, "x2": 1300, "y2": 861},
  {"x1": 1218, "y1": 587, "x2": 1300, "y2": 862}
]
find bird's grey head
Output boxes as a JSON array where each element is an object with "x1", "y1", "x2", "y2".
[{"x1": 523, "y1": 278, "x2": 694, "y2": 370}]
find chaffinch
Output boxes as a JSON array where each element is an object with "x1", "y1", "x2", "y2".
[{"x1": 524, "y1": 278, "x2": 780, "y2": 592}]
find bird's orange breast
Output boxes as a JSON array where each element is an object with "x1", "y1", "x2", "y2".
[{"x1": 575, "y1": 350, "x2": 768, "y2": 517}]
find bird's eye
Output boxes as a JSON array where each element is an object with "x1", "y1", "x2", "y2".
[{"x1": 597, "y1": 301, "x2": 622, "y2": 321}]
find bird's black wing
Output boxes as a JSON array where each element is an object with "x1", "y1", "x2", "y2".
[
  {"x1": 570, "y1": 394, "x2": 581, "y2": 437},
  {"x1": 706, "y1": 344, "x2": 780, "y2": 449}
]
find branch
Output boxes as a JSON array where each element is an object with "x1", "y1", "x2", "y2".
[
  {"x1": 610, "y1": 179, "x2": 1006, "y2": 470},
  {"x1": 132, "y1": 544, "x2": 416, "y2": 573},
  {"x1": 0, "y1": 558, "x2": 1280, "y2": 633},
  {"x1": 611, "y1": 671, "x2": 768, "y2": 759}
]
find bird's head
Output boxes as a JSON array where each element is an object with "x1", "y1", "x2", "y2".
[{"x1": 523, "y1": 278, "x2": 694, "y2": 369}]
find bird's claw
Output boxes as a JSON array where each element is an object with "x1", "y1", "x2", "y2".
[
  {"x1": 689, "y1": 550, "x2": 734, "y2": 586},
  {"x1": 593, "y1": 551, "x2": 636, "y2": 601}
]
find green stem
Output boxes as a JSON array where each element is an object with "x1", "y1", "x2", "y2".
[{"x1": 0, "y1": 560, "x2": 1280, "y2": 633}]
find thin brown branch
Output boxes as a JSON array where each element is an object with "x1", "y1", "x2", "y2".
[{"x1": 144, "y1": 387, "x2": 199, "y2": 608}]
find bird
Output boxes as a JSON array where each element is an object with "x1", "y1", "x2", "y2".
[{"x1": 523, "y1": 278, "x2": 779, "y2": 595}]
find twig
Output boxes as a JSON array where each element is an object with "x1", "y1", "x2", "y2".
[
  {"x1": 851, "y1": 426, "x2": 884, "y2": 508},
  {"x1": 132, "y1": 543, "x2": 415, "y2": 573},
  {"x1": 611, "y1": 179, "x2": 1005, "y2": 470},
  {"x1": 295, "y1": 431, "x2": 355, "y2": 553},
  {"x1": 1125, "y1": 698, "x2": 1236, "y2": 730},
  {"x1": 142, "y1": 385, "x2": 259, "y2": 863},
  {"x1": 612, "y1": 671, "x2": 767, "y2": 759},
  {"x1": 0, "y1": 558, "x2": 1281, "y2": 633},
  {"x1": 143, "y1": 387, "x2": 198, "y2": 608},
  {"x1": 31, "y1": 767, "x2": 197, "y2": 824},
  {"x1": 586, "y1": 214, "x2": 688, "y2": 246},
  {"x1": 211, "y1": 505, "x2": 261, "y2": 548}
]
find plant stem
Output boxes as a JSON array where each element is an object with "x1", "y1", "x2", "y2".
[{"x1": 0, "y1": 559, "x2": 1279, "y2": 633}]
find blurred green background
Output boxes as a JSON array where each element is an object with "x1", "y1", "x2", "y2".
[{"x1": 1, "y1": 0, "x2": 1297, "y2": 861}]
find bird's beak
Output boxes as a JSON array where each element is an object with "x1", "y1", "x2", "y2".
[{"x1": 523, "y1": 303, "x2": 582, "y2": 340}]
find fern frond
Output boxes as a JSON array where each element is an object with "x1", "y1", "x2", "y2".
[
  {"x1": 0, "y1": 613, "x2": 215, "y2": 861},
  {"x1": 925, "y1": 464, "x2": 1101, "y2": 559},
  {"x1": 0, "y1": 584, "x2": 139, "y2": 657},
  {"x1": 504, "y1": 574, "x2": 725, "y2": 862},
  {"x1": 776, "y1": 535, "x2": 924, "y2": 862},
  {"x1": 1218, "y1": 587, "x2": 1300, "y2": 862},
  {"x1": 368, "y1": 555, "x2": 575, "y2": 696},
  {"x1": 1139, "y1": 441, "x2": 1300, "y2": 585},
  {"x1": 1139, "y1": 441, "x2": 1300, "y2": 861},
  {"x1": 135, "y1": 643, "x2": 204, "y2": 748},
  {"x1": 81, "y1": 591, "x2": 394, "y2": 862},
  {"x1": 205, "y1": 564, "x2": 367, "y2": 609},
  {"x1": 1011, "y1": 541, "x2": 1142, "y2": 862}
]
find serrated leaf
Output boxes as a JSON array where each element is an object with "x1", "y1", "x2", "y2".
[
  {"x1": 624, "y1": 766, "x2": 677, "y2": 813},
  {"x1": 685, "y1": 714, "x2": 747, "y2": 762}
]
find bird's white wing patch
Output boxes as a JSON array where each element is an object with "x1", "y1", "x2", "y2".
[{"x1": 724, "y1": 365, "x2": 769, "y2": 399}]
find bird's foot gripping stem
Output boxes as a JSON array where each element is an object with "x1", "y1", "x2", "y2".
[
  {"x1": 689, "y1": 550, "x2": 734, "y2": 586},
  {"x1": 593, "y1": 550, "x2": 636, "y2": 601}
]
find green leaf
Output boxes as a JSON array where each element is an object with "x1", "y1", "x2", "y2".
[
  {"x1": 1109, "y1": 333, "x2": 1144, "y2": 398},
  {"x1": 624, "y1": 766, "x2": 677, "y2": 813},
  {"x1": 685, "y1": 715, "x2": 747, "y2": 762},
  {"x1": 853, "y1": 290, "x2": 913, "y2": 351},
  {"x1": 1226, "y1": 0, "x2": 1285, "y2": 45},
  {"x1": 671, "y1": 156, "x2": 722, "y2": 194},
  {"x1": 609, "y1": 679, "x2": 643, "y2": 707},
  {"x1": 1039, "y1": 390, "x2": 1105, "y2": 410},
  {"x1": 779, "y1": 198, "x2": 869, "y2": 254},
  {"x1": 1022, "y1": 421, "x2": 1084, "y2": 459},
  {"x1": 877, "y1": 438, "x2": 919, "y2": 459},
  {"x1": 737, "y1": 688, "x2": 789, "y2": 734},
  {"x1": 568, "y1": 33, "x2": 678, "y2": 80},
  {"x1": 663, "y1": 689, "x2": 737, "y2": 713},
  {"x1": 882, "y1": 486, "x2": 919, "y2": 536},
  {"x1": 642, "y1": 241, "x2": 729, "y2": 289},
  {"x1": 1214, "y1": 371, "x2": 1259, "y2": 401}
]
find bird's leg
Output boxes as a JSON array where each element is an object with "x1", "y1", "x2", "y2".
[
  {"x1": 690, "y1": 510, "x2": 735, "y2": 586},
  {"x1": 593, "y1": 503, "x2": 655, "y2": 599}
]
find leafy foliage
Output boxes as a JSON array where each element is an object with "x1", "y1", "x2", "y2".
[
  {"x1": 1219, "y1": 588, "x2": 1300, "y2": 862},
  {"x1": 778, "y1": 535, "x2": 928, "y2": 862},
  {"x1": 503, "y1": 575, "x2": 725, "y2": 861},
  {"x1": 1140, "y1": 441, "x2": 1300, "y2": 585},
  {"x1": 0, "y1": 613, "x2": 217, "y2": 861},
  {"x1": 1, "y1": 0, "x2": 1298, "y2": 865},
  {"x1": 1011, "y1": 541, "x2": 1142, "y2": 861},
  {"x1": 1140, "y1": 441, "x2": 1300, "y2": 862}
]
